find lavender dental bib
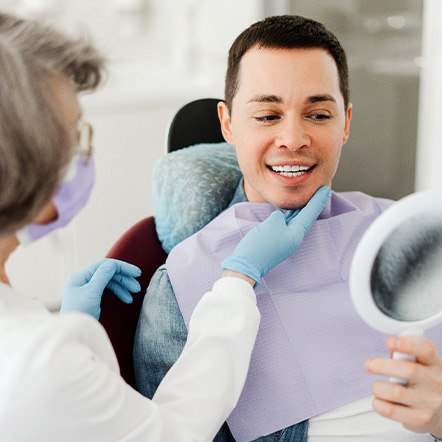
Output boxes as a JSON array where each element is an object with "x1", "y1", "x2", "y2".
[{"x1": 167, "y1": 192, "x2": 417, "y2": 441}]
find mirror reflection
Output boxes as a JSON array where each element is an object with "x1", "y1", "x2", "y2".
[{"x1": 371, "y1": 211, "x2": 442, "y2": 321}]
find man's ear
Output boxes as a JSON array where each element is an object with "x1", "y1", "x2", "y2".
[
  {"x1": 217, "y1": 101, "x2": 234, "y2": 145},
  {"x1": 342, "y1": 103, "x2": 353, "y2": 145}
]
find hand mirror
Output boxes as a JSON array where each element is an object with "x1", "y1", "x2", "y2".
[{"x1": 349, "y1": 191, "x2": 442, "y2": 382}]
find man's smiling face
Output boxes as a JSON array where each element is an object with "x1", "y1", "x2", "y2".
[{"x1": 218, "y1": 46, "x2": 352, "y2": 209}]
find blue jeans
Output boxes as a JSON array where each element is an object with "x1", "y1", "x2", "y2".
[{"x1": 133, "y1": 264, "x2": 308, "y2": 441}]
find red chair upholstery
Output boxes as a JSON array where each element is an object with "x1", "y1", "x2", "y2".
[{"x1": 99, "y1": 216, "x2": 167, "y2": 388}]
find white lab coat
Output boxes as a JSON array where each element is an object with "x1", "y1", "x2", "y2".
[{"x1": 0, "y1": 276, "x2": 260, "y2": 442}]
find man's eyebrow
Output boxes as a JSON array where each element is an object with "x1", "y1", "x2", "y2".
[
  {"x1": 247, "y1": 94, "x2": 338, "y2": 105},
  {"x1": 247, "y1": 95, "x2": 283, "y2": 104},
  {"x1": 306, "y1": 94, "x2": 337, "y2": 104}
]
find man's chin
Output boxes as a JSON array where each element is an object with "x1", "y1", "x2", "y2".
[
  {"x1": 270, "y1": 193, "x2": 314, "y2": 210},
  {"x1": 245, "y1": 184, "x2": 323, "y2": 209},
  {"x1": 273, "y1": 184, "x2": 332, "y2": 210}
]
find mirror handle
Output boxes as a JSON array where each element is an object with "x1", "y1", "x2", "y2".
[
  {"x1": 389, "y1": 328, "x2": 424, "y2": 385},
  {"x1": 389, "y1": 352, "x2": 416, "y2": 384}
]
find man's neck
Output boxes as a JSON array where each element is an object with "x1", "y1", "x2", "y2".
[{"x1": 228, "y1": 178, "x2": 248, "y2": 207}]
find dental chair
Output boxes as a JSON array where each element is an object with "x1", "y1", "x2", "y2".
[
  {"x1": 167, "y1": 98, "x2": 224, "y2": 152},
  {"x1": 99, "y1": 98, "x2": 224, "y2": 388}
]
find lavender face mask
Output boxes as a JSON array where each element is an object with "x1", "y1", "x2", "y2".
[{"x1": 17, "y1": 156, "x2": 95, "y2": 245}]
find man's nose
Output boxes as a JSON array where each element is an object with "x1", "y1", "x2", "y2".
[{"x1": 275, "y1": 117, "x2": 310, "y2": 151}]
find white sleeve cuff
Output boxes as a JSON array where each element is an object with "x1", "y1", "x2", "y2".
[{"x1": 212, "y1": 276, "x2": 256, "y2": 304}]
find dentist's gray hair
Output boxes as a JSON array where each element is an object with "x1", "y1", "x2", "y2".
[{"x1": 0, "y1": 12, "x2": 105, "y2": 235}]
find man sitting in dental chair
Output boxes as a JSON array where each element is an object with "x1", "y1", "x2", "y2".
[{"x1": 134, "y1": 15, "x2": 442, "y2": 442}]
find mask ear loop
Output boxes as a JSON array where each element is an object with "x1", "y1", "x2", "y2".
[
  {"x1": 62, "y1": 154, "x2": 79, "y2": 182},
  {"x1": 77, "y1": 121, "x2": 93, "y2": 165}
]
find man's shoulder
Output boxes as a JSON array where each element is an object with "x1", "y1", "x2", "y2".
[
  {"x1": 148, "y1": 264, "x2": 176, "y2": 301},
  {"x1": 140, "y1": 264, "x2": 186, "y2": 325}
]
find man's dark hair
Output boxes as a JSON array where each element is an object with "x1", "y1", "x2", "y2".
[{"x1": 225, "y1": 15, "x2": 349, "y2": 113}]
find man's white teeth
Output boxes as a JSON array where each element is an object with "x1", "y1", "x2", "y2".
[
  {"x1": 270, "y1": 165, "x2": 311, "y2": 177},
  {"x1": 272, "y1": 165, "x2": 310, "y2": 172}
]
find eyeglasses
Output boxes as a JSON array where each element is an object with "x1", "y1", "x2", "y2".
[{"x1": 76, "y1": 120, "x2": 94, "y2": 164}]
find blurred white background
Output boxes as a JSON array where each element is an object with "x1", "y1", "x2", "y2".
[{"x1": 1, "y1": 0, "x2": 441, "y2": 308}]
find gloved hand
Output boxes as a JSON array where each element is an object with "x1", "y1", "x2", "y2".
[
  {"x1": 221, "y1": 186, "x2": 331, "y2": 284},
  {"x1": 60, "y1": 258, "x2": 142, "y2": 320}
]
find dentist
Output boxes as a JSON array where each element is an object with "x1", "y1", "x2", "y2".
[{"x1": 0, "y1": 11, "x2": 330, "y2": 442}]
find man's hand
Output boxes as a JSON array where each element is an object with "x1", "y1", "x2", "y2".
[
  {"x1": 60, "y1": 259, "x2": 141, "y2": 320},
  {"x1": 365, "y1": 335, "x2": 442, "y2": 438},
  {"x1": 221, "y1": 186, "x2": 331, "y2": 284}
]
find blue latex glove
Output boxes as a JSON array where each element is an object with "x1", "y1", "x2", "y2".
[
  {"x1": 60, "y1": 258, "x2": 142, "y2": 320},
  {"x1": 221, "y1": 186, "x2": 331, "y2": 284}
]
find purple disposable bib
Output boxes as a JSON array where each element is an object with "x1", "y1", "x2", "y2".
[{"x1": 167, "y1": 192, "x2": 440, "y2": 441}]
